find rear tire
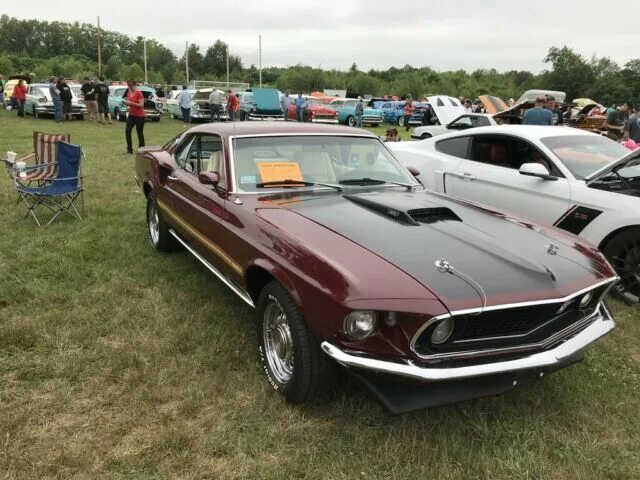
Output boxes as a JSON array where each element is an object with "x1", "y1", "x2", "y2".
[
  {"x1": 602, "y1": 227, "x2": 640, "y2": 304},
  {"x1": 347, "y1": 115, "x2": 355, "y2": 127},
  {"x1": 146, "y1": 192, "x2": 179, "y2": 252},
  {"x1": 257, "y1": 281, "x2": 336, "y2": 404},
  {"x1": 398, "y1": 116, "x2": 405, "y2": 127},
  {"x1": 420, "y1": 133, "x2": 432, "y2": 140}
]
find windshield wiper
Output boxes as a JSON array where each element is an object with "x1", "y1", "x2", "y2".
[
  {"x1": 256, "y1": 179, "x2": 343, "y2": 191},
  {"x1": 338, "y1": 178, "x2": 416, "y2": 190}
]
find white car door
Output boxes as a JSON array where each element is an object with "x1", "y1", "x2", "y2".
[{"x1": 442, "y1": 133, "x2": 572, "y2": 225}]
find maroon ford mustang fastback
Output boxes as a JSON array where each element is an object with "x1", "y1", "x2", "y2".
[{"x1": 135, "y1": 122, "x2": 618, "y2": 414}]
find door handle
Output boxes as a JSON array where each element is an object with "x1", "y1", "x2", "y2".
[
  {"x1": 457, "y1": 172, "x2": 475, "y2": 180},
  {"x1": 167, "y1": 175, "x2": 178, "y2": 181}
]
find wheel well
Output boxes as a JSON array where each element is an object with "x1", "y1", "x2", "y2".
[
  {"x1": 599, "y1": 225, "x2": 640, "y2": 251},
  {"x1": 245, "y1": 266, "x2": 276, "y2": 303},
  {"x1": 143, "y1": 182, "x2": 152, "y2": 198}
]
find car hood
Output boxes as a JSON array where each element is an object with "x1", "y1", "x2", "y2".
[
  {"x1": 478, "y1": 95, "x2": 508, "y2": 114},
  {"x1": 585, "y1": 149, "x2": 640, "y2": 182},
  {"x1": 427, "y1": 95, "x2": 466, "y2": 125},
  {"x1": 252, "y1": 88, "x2": 281, "y2": 111},
  {"x1": 259, "y1": 189, "x2": 613, "y2": 312}
]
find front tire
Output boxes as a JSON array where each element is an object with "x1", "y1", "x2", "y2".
[
  {"x1": 603, "y1": 227, "x2": 640, "y2": 304},
  {"x1": 420, "y1": 133, "x2": 432, "y2": 140},
  {"x1": 257, "y1": 281, "x2": 335, "y2": 404},
  {"x1": 146, "y1": 192, "x2": 178, "y2": 252},
  {"x1": 347, "y1": 115, "x2": 355, "y2": 127}
]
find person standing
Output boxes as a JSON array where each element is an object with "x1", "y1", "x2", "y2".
[
  {"x1": 0, "y1": 74, "x2": 6, "y2": 110},
  {"x1": 463, "y1": 99, "x2": 473, "y2": 113},
  {"x1": 49, "y1": 77, "x2": 62, "y2": 123},
  {"x1": 280, "y1": 91, "x2": 292, "y2": 121},
  {"x1": 96, "y1": 76, "x2": 111, "y2": 124},
  {"x1": 623, "y1": 105, "x2": 640, "y2": 143},
  {"x1": 57, "y1": 78, "x2": 73, "y2": 121},
  {"x1": 604, "y1": 103, "x2": 629, "y2": 140},
  {"x1": 208, "y1": 89, "x2": 222, "y2": 122},
  {"x1": 227, "y1": 90, "x2": 238, "y2": 121},
  {"x1": 13, "y1": 79, "x2": 27, "y2": 117},
  {"x1": 295, "y1": 93, "x2": 306, "y2": 122},
  {"x1": 355, "y1": 97, "x2": 364, "y2": 127},
  {"x1": 403, "y1": 96, "x2": 414, "y2": 131},
  {"x1": 522, "y1": 96, "x2": 554, "y2": 125},
  {"x1": 81, "y1": 77, "x2": 98, "y2": 121},
  {"x1": 546, "y1": 95, "x2": 564, "y2": 125},
  {"x1": 177, "y1": 85, "x2": 192, "y2": 127},
  {"x1": 124, "y1": 79, "x2": 145, "y2": 155}
]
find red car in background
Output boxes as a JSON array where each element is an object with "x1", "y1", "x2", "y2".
[{"x1": 287, "y1": 96, "x2": 339, "y2": 123}]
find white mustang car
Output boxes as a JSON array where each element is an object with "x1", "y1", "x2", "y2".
[{"x1": 390, "y1": 125, "x2": 640, "y2": 304}]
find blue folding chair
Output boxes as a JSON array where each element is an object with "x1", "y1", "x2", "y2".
[{"x1": 15, "y1": 141, "x2": 85, "y2": 227}]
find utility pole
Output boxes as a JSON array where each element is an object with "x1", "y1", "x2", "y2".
[
  {"x1": 143, "y1": 39, "x2": 148, "y2": 84},
  {"x1": 185, "y1": 41, "x2": 190, "y2": 84},
  {"x1": 226, "y1": 43, "x2": 230, "y2": 87},
  {"x1": 97, "y1": 16, "x2": 102, "y2": 76},
  {"x1": 259, "y1": 35, "x2": 262, "y2": 88}
]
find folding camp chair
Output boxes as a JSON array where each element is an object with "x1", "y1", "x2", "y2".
[
  {"x1": 15, "y1": 141, "x2": 84, "y2": 227},
  {"x1": 5, "y1": 132, "x2": 71, "y2": 184}
]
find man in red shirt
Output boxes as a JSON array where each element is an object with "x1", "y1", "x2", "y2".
[
  {"x1": 124, "y1": 79, "x2": 146, "y2": 154},
  {"x1": 227, "y1": 89, "x2": 238, "y2": 121}
]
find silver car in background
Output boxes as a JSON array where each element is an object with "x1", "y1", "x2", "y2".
[{"x1": 24, "y1": 83, "x2": 87, "y2": 120}]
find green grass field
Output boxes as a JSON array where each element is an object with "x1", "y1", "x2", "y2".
[{"x1": 0, "y1": 110, "x2": 638, "y2": 480}]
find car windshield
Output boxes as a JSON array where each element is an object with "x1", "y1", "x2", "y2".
[
  {"x1": 232, "y1": 135, "x2": 416, "y2": 192},
  {"x1": 306, "y1": 98, "x2": 321, "y2": 107},
  {"x1": 540, "y1": 135, "x2": 629, "y2": 180}
]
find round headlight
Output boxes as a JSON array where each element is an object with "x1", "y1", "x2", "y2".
[
  {"x1": 344, "y1": 311, "x2": 377, "y2": 340},
  {"x1": 579, "y1": 292, "x2": 593, "y2": 308},
  {"x1": 431, "y1": 317, "x2": 454, "y2": 345}
]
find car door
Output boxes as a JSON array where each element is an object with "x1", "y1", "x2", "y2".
[
  {"x1": 443, "y1": 133, "x2": 572, "y2": 225},
  {"x1": 165, "y1": 133, "x2": 236, "y2": 276}
]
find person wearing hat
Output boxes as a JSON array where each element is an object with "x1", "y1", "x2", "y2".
[{"x1": 81, "y1": 77, "x2": 98, "y2": 121}]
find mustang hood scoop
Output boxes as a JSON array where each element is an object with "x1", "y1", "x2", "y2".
[{"x1": 344, "y1": 193, "x2": 461, "y2": 225}]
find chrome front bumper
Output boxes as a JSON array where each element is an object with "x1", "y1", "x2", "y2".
[{"x1": 321, "y1": 303, "x2": 614, "y2": 382}]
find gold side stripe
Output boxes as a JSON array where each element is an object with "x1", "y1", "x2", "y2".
[{"x1": 157, "y1": 199, "x2": 243, "y2": 275}]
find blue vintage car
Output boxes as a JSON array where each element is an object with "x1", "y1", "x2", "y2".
[
  {"x1": 108, "y1": 85, "x2": 163, "y2": 122},
  {"x1": 328, "y1": 98, "x2": 383, "y2": 127},
  {"x1": 381, "y1": 101, "x2": 431, "y2": 126}
]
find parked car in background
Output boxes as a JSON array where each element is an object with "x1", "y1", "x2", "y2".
[
  {"x1": 167, "y1": 88, "x2": 228, "y2": 122},
  {"x1": 23, "y1": 82, "x2": 87, "y2": 119},
  {"x1": 381, "y1": 101, "x2": 429, "y2": 126},
  {"x1": 495, "y1": 90, "x2": 566, "y2": 124},
  {"x1": 108, "y1": 85, "x2": 163, "y2": 122},
  {"x1": 238, "y1": 88, "x2": 284, "y2": 121},
  {"x1": 392, "y1": 125, "x2": 640, "y2": 304},
  {"x1": 135, "y1": 122, "x2": 617, "y2": 413},
  {"x1": 288, "y1": 96, "x2": 338, "y2": 123},
  {"x1": 411, "y1": 113, "x2": 497, "y2": 139},
  {"x1": 329, "y1": 98, "x2": 383, "y2": 126}
]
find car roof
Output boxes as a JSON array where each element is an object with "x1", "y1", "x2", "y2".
[
  {"x1": 439, "y1": 125, "x2": 595, "y2": 141},
  {"x1": 186, "y1": 121, "x2": 376, "y2": 137}
]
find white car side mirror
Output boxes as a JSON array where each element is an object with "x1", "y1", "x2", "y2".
[{"x1": 519, "y1": 162, "x2": 557, "y2": 181}]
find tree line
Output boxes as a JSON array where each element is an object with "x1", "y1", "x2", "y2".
[{"x1": 1, "y1": 15, "x2": 639, "y2": 104}]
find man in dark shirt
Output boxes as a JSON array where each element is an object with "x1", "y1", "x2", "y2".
[
  {"x1": 81, "y1": 77, "x2": 97, "y2": 121},
  {"x1": 546, "y1": 95, "x2": 564, "y2": 125},
  {"x1": 57, "y1": 78, "x2": 73, "y2": 121},
  {"x1": 522, "y1": 96, "x2": 554, "y2": 125},
  {"x1": 623, "y1": 105, "x2": 640, "y2": 143},
  {"x1": 96, "y1": 76, "x2": 111, "y2": 124},
  {"x1": 605, "y1": 103, "x2": 629, "y2": 140}
]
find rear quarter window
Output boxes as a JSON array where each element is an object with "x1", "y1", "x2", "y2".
[{"x1": 435, "y1": 137, "x2": 470, "y2": 158}]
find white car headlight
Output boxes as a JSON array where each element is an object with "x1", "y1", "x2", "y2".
[
  {"x1": 431, "y1": 317, "x2": 454, "y2": 345},
  {"x1": 344, "y1": 311, "x2": 377, "y2": 340},
  {"x1": 579, "y1": 291, "x2": 593, "y2": 308}
]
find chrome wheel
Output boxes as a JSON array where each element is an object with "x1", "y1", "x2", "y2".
[
  {"x1": 398, "y1": 116, "x2": 405, "y2": 127},
  {"x1": 263, "y1": 299, "x2": 294, "y2": 385},
  {"x1": 608, "y1": 238, "x2": 640, "y2": 304},
  {"x1": 147, "y1": 200, "x2": 160, "y2": 246}
]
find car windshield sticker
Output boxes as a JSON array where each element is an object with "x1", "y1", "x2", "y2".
[
  {"x1": 240, "y1": 175, "x2": 257, "y2": 184},
  {"x1": 257, "y1": 162, "x2": 304, "y2": 184}
]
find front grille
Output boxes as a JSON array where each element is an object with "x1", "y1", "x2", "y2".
[{"x1": 413, "y1": 284, "x2": 608, "y2": 359}]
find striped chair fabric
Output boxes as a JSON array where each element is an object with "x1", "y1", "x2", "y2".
[{"x1": 19, "y1": 132, "x2": 71, "y2": 181}]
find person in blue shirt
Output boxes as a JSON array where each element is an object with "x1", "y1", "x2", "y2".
[
  {"x1": 177, "y1": 85, "x2": 192, "y2": 127},
  {"x1": 295, "y1": 93, "x2": 306, "y2": 122},
  {"x1": 280, "y1": 91, "x2": 292, "y2": 121},
  {"x1": 48, "y1": 76, "x2": 63, "y2": 123},
  {"x1": 522, "y1": 96, "x2": 554, "y2": 125}
]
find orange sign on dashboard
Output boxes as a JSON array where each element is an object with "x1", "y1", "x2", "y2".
[{"x1": 257, "y1": 162, "x2": 304, "y2": 184}]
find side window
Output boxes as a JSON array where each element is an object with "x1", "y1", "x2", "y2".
[
  {"x1": 435, "y1": 137, "x2": 470, "y2": 158},
  {"x1": 449, "y1": 116, "x2": 473, "y2": 129},
  {"x1": 477, "y1": 116, "x2": 491, "y2": 127},
  {"x1": 199, "y1": 134, "x2": 227, "y2": 190},
  {"x1": 174, "y1": 135, "x2": 197, "y2": 173},
  {"x1": 468, "y1": 135, "x2": 561, "y2": 175}
]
